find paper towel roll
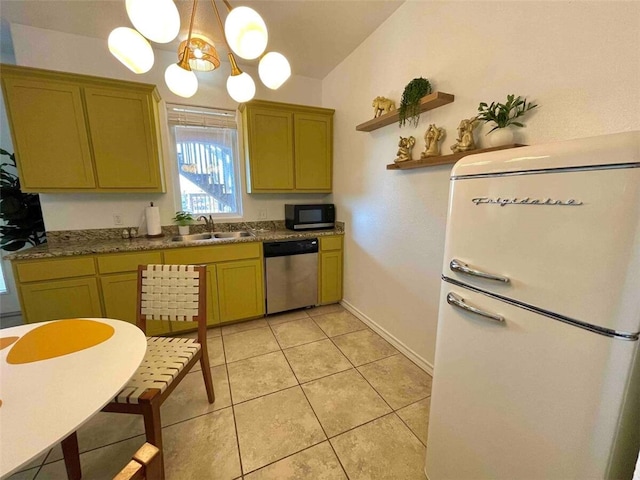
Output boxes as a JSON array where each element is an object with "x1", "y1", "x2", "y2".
[{"x1": 145, "y1": 205, "x2": 162, "y2": 237}]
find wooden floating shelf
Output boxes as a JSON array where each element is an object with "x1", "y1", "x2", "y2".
[
  {"x1": 386, "y1": 144, "x2": 526, "y2": 170},
  {"x1": 356, "y1": 91, "x2": 455, "y2": 132}
]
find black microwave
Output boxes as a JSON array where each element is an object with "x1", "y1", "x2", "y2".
[{"x1": 285, "y1": 204, "x2": 335, "y2": 230}]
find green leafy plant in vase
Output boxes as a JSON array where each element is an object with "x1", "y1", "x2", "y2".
[
  {"x1": 173, "y1": 211, "x2": 194, "y2": 235},
  {"x1": 477, "y1": 94, "x2": 538, "y2": 146},
  {"x1": 0, "y1": 148, "x2": 46, "y2": 251},
  {"x1": 398, "y1": 77, "x2": 432, "y2": 128}
]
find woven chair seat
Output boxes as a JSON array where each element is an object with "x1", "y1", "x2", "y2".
[{"x1": 114, "y1": 337, "x2": 201, "y2": 404}]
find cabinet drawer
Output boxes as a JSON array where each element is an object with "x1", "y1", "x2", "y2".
[
  {"x1": 16, "y1": 257, "x2": 96, "y2": 283},
  {"x1": 163, "y1": 242, "x2": 261, "y2": 264},
  {"x1": 320, "y1": 235, "x2": 343, "y2": 251},
  {"x1": 97, "y1": 251, "x2": 163, "y2": 274}
]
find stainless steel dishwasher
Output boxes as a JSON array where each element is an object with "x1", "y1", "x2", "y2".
[{"x1": 264, "y1": 238, "x2": 318, "y2": 314}]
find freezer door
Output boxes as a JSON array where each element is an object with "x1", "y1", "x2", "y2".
[
  {"x1": 426, "y1": 284, "x2": 640, "y2": 480},
  {"x1": 443, "y1": 165, "x2": 640, "y2": 334}
]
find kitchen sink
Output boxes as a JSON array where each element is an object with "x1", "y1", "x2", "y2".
[
  {"x1": 213, "y1": 231, "x2": 252, "y2": 238},
  {"x1": 171, "y1": 233, "x2": 213, "y2": 242},
  {"x1": 171, "y1": 231, "x2": 253, "y2": 242}
]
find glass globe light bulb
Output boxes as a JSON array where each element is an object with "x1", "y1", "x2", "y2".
[
  {"x1": 108, "y1": 27, "x2": 154, "y2": 74},
  {"x1": 165, "y1": 64, "x2": 198, "y2": 98},
  {"x1": 224, "y1": 6, "x2": 268, "y2": 60},
  {"x1": 226, "y1": 72, "x2": 256, "y2": 103},
  {"x1": 126, "y1": 0, "x2": 180, "y2": 43},
  {"x1": 258, "y1": 52, "x2": 291, "y2": 90}
]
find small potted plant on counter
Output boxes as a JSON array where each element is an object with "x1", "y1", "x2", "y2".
[
  {"x1": 477, "y1": 94, "x2": 538, "y2": 146},
  {"x1": 173, "y1": 211, "x2": 194, "y2": 235}
]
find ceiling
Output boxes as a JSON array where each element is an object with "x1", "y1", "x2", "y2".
[{"x1": 0, "y1": 0, "x2": 404, "y2": 79}]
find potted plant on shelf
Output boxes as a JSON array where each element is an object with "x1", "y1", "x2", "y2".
[
  {"x1": 173, "y1": 211, "x2": 194, "y2": 235},
  {"x1": 398, "y1": 77, "x2": 432, "y2": 128},
  {"x1": 477, "y1": 94, "x2": 538, "y2": 146},
  {"x1": 0, "y1": 148, "x2": 46, "y2": 251}
]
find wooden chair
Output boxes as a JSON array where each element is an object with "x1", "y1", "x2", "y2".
[
  {"x1": 103, "y1": 265, "x2": 215, "y2": 478},
  {"x1": 114, "y1": 443, "x2": 162, "y2": 480}
]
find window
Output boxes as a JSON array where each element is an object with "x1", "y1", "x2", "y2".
[
  {"x1": 0, "y1": 262, "x2": 6, "y2": 294},
  {"x1": 168, "y1": 104, "x2": 242, "y2": 217}
]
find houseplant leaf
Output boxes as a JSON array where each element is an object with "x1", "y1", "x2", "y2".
[
  {"x1": 0, "y1": 149, "x2": 46, "y2": 252},
  {"x1": 398, "y1": 77, "x2": 432, "y2": 128}
]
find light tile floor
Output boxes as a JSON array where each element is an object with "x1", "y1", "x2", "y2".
[{"x1": 10, "y1": 304, "x2": 432, "y2": 480}]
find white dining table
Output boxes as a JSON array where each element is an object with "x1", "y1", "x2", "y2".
[{"x1": 0, "y1": 318, "x2": 146, "y2": 479}]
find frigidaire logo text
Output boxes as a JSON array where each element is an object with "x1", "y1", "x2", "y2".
[{"x1": 472, "y1": 197, "x2": 584, "y2": 207}]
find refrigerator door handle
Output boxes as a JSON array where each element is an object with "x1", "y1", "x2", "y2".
[
  {"x1": 447, "y1": 292, "x2": 506, "y2": 323},
  {"x1": 450, "y1": 259, "x2": 510, "y2": 283}
]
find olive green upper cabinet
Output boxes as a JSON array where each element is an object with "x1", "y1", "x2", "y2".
[
  {"x1": 0, "y1": 64, "x2": 165, "y2": 193},
  {"x1": 240, "y1": 100, "x2": 334, "y2": 193}
]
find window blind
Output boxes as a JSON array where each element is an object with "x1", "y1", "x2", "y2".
[{"x1": 167, "y1": 104, "x2": 237, "y2": 129}]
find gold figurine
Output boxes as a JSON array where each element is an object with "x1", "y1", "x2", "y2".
[
  {"x1": 421, "y1": 124, "x2": 446, "y2": 158},
  {"x1": 451, "y1": 117, "x2": 479, "y2": 153},
  {"x1": 372, "y1": 96, "x2": 396, "y2": 118},
  {"x1": 395, "y1": 136, "x2": 416, "y2": 163}
]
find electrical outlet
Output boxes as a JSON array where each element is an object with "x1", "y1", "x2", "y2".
[
  {"x1": 113, "y1": 214, "x2": 123, "y2": 225},
  {"x1": 258, "y1": 209, "x2": 267, "y2": 220}
]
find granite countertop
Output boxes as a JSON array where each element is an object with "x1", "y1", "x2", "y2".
[{"x1": 6, "y1": 222, "x2": 344, "y2": 261}]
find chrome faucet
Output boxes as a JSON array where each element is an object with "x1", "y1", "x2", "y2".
[{"x1": 197, "y1": 215, "x2": 215, "y2": 233}]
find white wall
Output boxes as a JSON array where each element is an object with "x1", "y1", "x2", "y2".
[
  {"x1": 322, "y1": 1, "x2": 640, "y2": 368},
  {"x1": 8, "y1": 23, "x2": 329, "y2": 231}
]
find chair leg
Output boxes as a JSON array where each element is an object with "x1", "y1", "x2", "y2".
[
  {"x1": 61, "y1": 431, "x2": 81, "y2": 480},
  {"x1": 199, "y1": 351, "x2": 215, "y2": 404},
  {"x1": 140, "y1": 394, "x2": 164, "y2": 480}
]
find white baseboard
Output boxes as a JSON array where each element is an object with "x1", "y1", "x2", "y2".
[
  {"x1": 0, "y1": 312, "x2": 23, "y2": 329},
  {"x1": 340, "y1": 299, "x2": 434, "y2": 376}
]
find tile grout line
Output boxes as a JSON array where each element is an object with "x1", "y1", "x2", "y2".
[
  {"x1": 241, "y1": 438, "x2": 333, "y2": 478},
  {"x1": 182, "y1": 310, "x2": 430, "y2": 473},
  {"x1": 314, "y1": 314, "x2": 430, "y2": 448},
  {"x1": 302, "y1": 308, "x2": 412, "y2": 477},
  {"x1": 29, "y1": 447, "x2": 52, "y2": 479},
  {"x1": 217, "y1": 306, "x2": 426, "y2": 477},
  {"x1": 269, "y1": 317, "x2": 352, "y2": 480},
  {"x1": 221, "y1": 328, "x2": 247, "y2": 478},
  {"x1": 314, "y1": 313, "x2": 403, "y2": 427}
]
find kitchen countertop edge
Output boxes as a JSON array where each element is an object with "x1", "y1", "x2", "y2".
[{"x1": 6, "y1": 229, "x2": 344, "y2": 261}]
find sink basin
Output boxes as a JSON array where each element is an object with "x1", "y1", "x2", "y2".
[
  {"x1": 213, "y1": 231, "x2": 252, "y2": 238},
  {"x1": 171, "y1": 231, "x2": 253, "y2": 242},
  {"x1": 171, "y1": 233, "x2": 213, "y2": 242}
]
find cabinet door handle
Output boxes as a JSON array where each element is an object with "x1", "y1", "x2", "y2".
[
  {"x1": 447, "y1": 292, "x2": 505, "y2": 323},
  {"x1": 450, "y1": 259, "x2": 510, "y2": 283}
]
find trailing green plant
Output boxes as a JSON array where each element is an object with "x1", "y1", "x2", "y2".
[
  {"x1": 0, "y1": 148, "x2": 46, "y2": 251},
  {"x1": 398, "y1": 77, "x2": 432, "y2": 128},
  {"x1": 172, "y1": 211, "x2": 194, "y2": 226},
  {"x1": 477, "y1": 94, "x2": 538, "y2": 134}
]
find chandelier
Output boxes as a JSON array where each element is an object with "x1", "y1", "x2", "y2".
[{"x1": 108, "y1": 0, "x2": 291, "y2": 102}]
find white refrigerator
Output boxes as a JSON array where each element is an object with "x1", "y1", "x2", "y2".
[{"x1": 426, "y1": 131, "x2": 640, "y2": 479}]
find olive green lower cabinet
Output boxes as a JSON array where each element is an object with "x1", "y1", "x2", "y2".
[
  {"x1": 97, "y1": 251, "x2": 168, "y2": 336},
  {"x1": 216, "y1": 259, "x2": 264, "y2": 323},
  {"x1": 163, "y1": 242, "x2": 265, "y2": 332},
  {"x1": 12, "y1": 238, "x2": 343, "y2": 333},
  {"x1": 319, "y1": 235, "x2": 344, "y2": 305},
  {"x1": 14, "y1": 257, "x2": 102, "y2": 324}
]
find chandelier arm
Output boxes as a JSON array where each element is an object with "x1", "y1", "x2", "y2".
[
  {"x1": 209, "y1": 0, "x2": 243, "y2": 75},
  {"x1": 222, "y1": 0, "x2": 233, "y2": 12},
  {"x1": 187, "y1": 0, "x2": 198, "y2": 41},
  {"x1": 178, "y1": 0, "x2": 199, "y2": 70}
]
